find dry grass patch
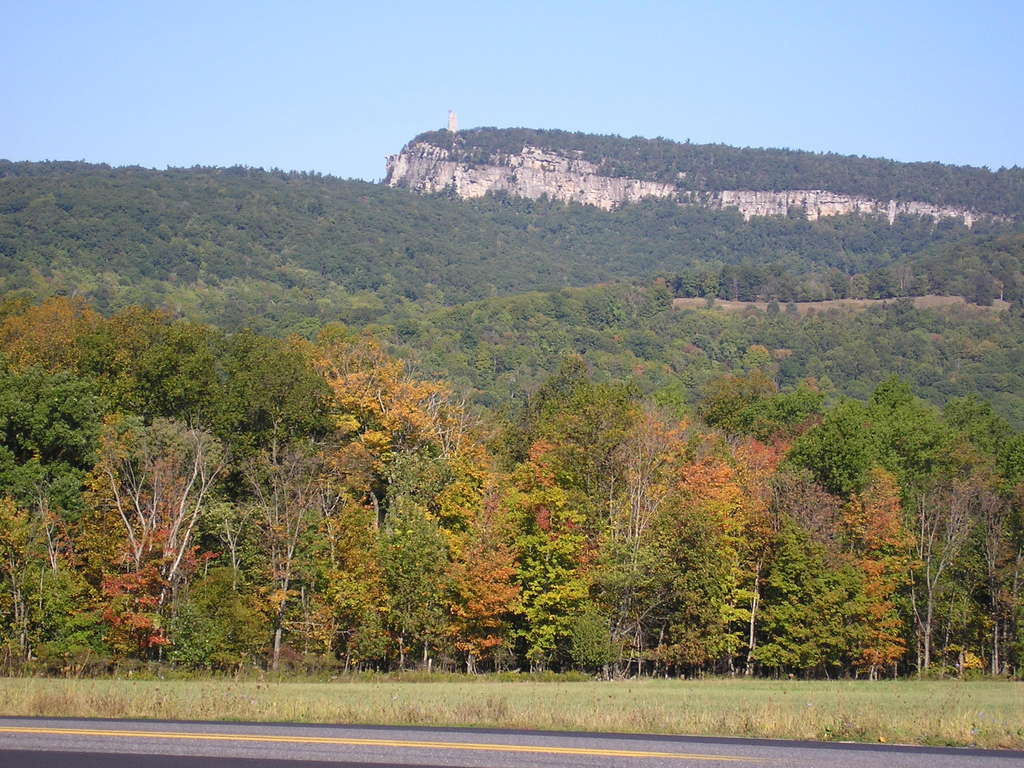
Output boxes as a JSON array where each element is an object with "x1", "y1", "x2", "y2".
[{"x1": 1, "y1": 677, "x2": 1021, "y2": 749}]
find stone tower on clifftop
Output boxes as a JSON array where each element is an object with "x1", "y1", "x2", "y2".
[{"x1": 447, "y1": 110, "x2": 458, "y2": 133}]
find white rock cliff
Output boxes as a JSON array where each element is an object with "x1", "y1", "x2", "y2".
[
  {"x1": 386, "y1": 143, "x2": 676, "y2": 210},
  {"x1": 386, "y1": 142, "x2": 988, "y2": 227}
]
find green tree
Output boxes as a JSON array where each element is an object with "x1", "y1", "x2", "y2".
[
  {"x1": 569, "y1": 604, "x2": 615, "y2": 672},
  {"x1": 753, "y1": 520, "x2": 862, "y2": 675},
  {"x1": 508, "y1": 444, "x2": 588, "y2": 670},
  {"x1": 168, "y1": 569, "x2": 265, "y2": 669},
  {"x1": 379, "y1": 502, "x2": 450, "y2": 669},
  {"x1": 0, "y1": 363, "x2": 103, "y2": 519},
  {"x1": 789, "y1": 400, "x2": 877, "y2": 496}
]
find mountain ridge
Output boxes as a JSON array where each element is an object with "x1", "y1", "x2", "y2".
[
  {"x1": 387, "y1": 127, "x2": 1024, "y2": 218},
  {"x1": 6, "y1": 158, "x2": 1014, "y2": 335}
]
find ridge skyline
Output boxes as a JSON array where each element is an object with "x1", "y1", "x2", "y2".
[{"x1": 6, "y1": 120, "x2": 1022, "y2": 182}]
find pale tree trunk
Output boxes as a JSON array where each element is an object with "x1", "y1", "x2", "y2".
[
  {"x1": 219, "y1": 504, "x2": 254, "y2": 590},
  {"x1": 911, "y1": 484, "x2": 973, "y2": 673},
  {"x1": 1007, "y1": 546, "x2": 1023, "y2": 676},
  {"x1": 980, "y1": 489, "x2": 1008, "y2": 677},
  {"x1": 37, "y1": 494, "x2": 62, "y2": 574},
  {"x1": 246, "y1": 444, "x2": 327, "y2": 671},
  {"x1": 745, "y1": 560, "x2": 761, "y2": 676},
  {"x1": 5, "y1": 554, "x2": 28, "y2": 662},
  {"x1": 272, "y1": 624, "x2": 284, "y2": 671},
  {"x1": 609, "y1": 408, "x2": 680, "y2": 677},
  {"x1": 100, "y1": 420, "x2": 224, "y2": 612}
]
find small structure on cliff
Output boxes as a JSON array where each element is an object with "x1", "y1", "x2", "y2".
[{"x1": 447, "y1": 110, "x2": 458, "y2": 133}]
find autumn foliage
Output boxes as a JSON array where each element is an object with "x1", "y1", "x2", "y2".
[{"x1": 0, "y1": 299, "x2": 1021, "y2": 679}]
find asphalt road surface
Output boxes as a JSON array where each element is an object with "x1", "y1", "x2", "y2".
[{"x1": 0, "y1": 717, "x2": 1021, "y2": 768}]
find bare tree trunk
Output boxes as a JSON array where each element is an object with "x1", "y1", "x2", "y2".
[
  {"x1": 1008, "y1": 546, "x2": 1023, "y2": 676},
  {"x1": 980, "y1": 490, "x2": 1007, "y2": 677},
  {"x1": 745, "y1": 560, "x2": 761, "y2": 676},
  {"x1": 910, "y1": 584, "x2": 923, "y2": 674},
  {"x1": 272, "y1": 620, "x2": 284, "y2": 671},
  {"x1": 911, "y1": 484, "x2": 973, "y2": 673},
  {"x1": 369, "y1": 491, "x2": 382, "y2": 530},
  {"x1": 247, "y1": 444, "x2": 325, "y2": 673},
  {"x1": 11, "y1": 575, "x2": 27, "y2": 661},
  {"x1": 924, "y1": 601, "x2": 933, "y2": 671},
  {"x1": 992, "y1": 621, "x2": 999, "y2": 677}
]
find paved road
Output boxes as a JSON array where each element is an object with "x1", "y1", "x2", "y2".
[{"x1": 0, "y1": 717, "x2": 1021, "y2": 768}]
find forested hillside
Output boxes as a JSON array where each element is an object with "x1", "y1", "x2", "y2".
[
  {"x1": 669, "y1": 232, "x2": 1024, "y2": 305},
  {"x1": 377, "y1": 281, "x2": 1024, "y2": 426},
  {"x1": 0, "y1": 298, "x2": 1021, "y2": 678},
  {"x1": 2, "y1": 161, "x2": 1020, "y2": 335},
  {"x1": 415, "y1": 128, "x2": 1024, "y2": 215},
  {"x1": 2, "y1": 157, "x2": 1023, "y2": 427}
]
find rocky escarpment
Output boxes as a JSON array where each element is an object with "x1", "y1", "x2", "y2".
[
  {"x1": 386, "y1": 142, "x2": 990, "y2": 227},
  {"x1": 386, "y1": 143, "x2": 677, "y2": 210},
  {"x1": 697, "y1": 190, "x2": 982, "y2": 226}
]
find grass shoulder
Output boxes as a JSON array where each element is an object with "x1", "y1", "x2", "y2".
[{"x1": 0, "y1": 676, "x2": 1020, "y2": 749}]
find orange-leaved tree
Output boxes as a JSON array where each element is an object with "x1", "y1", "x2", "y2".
[
  {"x1": 88, "y1": 416, "x2": 223, "y2": 655},
  {"x1": 842, "y1": 466, "x2": 912, "y2": 678},
  {"x1": 447, "y1": 488, "x2": 520, "y2": 673}
]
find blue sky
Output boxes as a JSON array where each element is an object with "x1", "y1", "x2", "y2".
[{"x1": 4, "y1": 1, "x2": 1021, "y2": 181}]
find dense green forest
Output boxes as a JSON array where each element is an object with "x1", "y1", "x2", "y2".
[
  {"x1": 669, "y1": 232, "x2": 1024, "y2": 305},
  {"x1": 4, "y1": 159, "x2": 1022, "y2": 419},
  {"x1": 415, "y1": 128, "x2": 1024, "y2": 215},
  {"x1": 376, "y1": 281, "x2": 1024, "y2": 426},
  {"x1": 0, "y1": 297, "x2": 1021, "y2": 678},
  {"x1": 2, "y1": 161, "x2": 1020, "y2": 335}
]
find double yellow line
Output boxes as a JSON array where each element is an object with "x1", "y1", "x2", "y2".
[{"x1": 0, "y1": 725, "x2": 757, "y2": 762}]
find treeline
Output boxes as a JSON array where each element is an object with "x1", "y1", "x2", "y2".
[
  {"x1": 669, "y1": 232, "x2": 1024, "y2": 304},
  {"x1": 2, "y1": 160, "x2": 1016, "y2": 335},
  {"x1": 1, "y1": 296, "x2": 1021, "y2": 678},
  {"x1": 380, "y1": 281, "x2": 1024, "y2": 427},
  {"x1": 414, "y1": 128, "x2": 1024, "y2": 216}
]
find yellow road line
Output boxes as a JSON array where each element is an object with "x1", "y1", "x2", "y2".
[{"x1": 0, "y1": 725, "x2": 757, "y2": 762}]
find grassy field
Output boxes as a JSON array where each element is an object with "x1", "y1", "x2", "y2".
[{"x1": 0, "y1": 677, "x2": 1021, "y2": 748}]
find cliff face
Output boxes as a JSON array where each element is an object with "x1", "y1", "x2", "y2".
[
  {"x1": 386, "y1": 142, "x2": 987, "y2": 226},
  {"x1": 707, "y1": 189, "x2": 980, "y2": 227},
  {"x1": 385, "y1": 142, "x2": 676, "y2": 210}
]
